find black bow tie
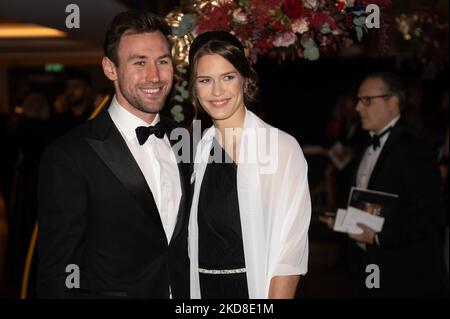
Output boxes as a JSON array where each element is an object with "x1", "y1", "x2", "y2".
[
  {"x1": 135, "y1": 121, "x2": 166, "y2": 145},
  {"x1": 370, "y1": 127, "x2": 392, "y2": 150}
]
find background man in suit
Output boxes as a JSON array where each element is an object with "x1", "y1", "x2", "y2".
[
  {"x1": 345, "y1": 72, "x2": 447, "y2": 298},
  {"x1": 37, "y1": 10, "x2": 191, "y2": 298}
]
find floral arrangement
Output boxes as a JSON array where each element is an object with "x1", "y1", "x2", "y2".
[
  {"x1": 170, "y1": 0, "x2": 392, "y2": 64},
  {"x1": 165, "y1": 0, "x2": 393, "y2": 123}
]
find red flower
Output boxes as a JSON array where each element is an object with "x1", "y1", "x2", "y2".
[
  {"x1": 336, "y1": 0, "x2": 346, "y2": 11},
  {"x1": 256, "y1": 38, "x2": 273, "y2": 53},
  {"x1": 196, "y1": 3, "x2": 233, "y2": 33},
  {"x1": 310, "y1": 12, "x2": 337, "y2": 30},
  {"x1": 282, "y1": 0, "x2": 303, "y2": 19}
]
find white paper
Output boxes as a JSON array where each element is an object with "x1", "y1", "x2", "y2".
[
  {"x1": 345, "y1": 206, "x2": 385, "y2": 234},
  {"x1": 332, "y1": 207, "x2": 385, "y2": 234},
  {"x1": 333, "y1": 208, "x2": 348, "y2": 233}
]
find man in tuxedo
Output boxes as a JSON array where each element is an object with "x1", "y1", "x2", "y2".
[
  {"x1": 37, "y1": 10, "x2": 191, "y2": 298},
  {"x1": 346, "y1": 72, "x2": 447, "y2": 298}
]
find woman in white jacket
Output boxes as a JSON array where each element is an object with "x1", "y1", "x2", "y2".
[{"x1": 188, "y1": 31, "x2": 311, "y2": 299}]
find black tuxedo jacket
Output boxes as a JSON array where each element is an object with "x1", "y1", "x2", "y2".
[
  {"x1": 348, "y1": 118, "x2": 447, "y2": 298},
  {"x1": 37, "y1": 109, "x2": 191, "y2": 298}
]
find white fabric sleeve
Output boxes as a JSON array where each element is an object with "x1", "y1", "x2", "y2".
[{"x1": 271, "y1": 136, "x2": 311, "y2": 276}]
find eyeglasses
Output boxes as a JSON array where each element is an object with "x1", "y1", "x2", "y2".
[{"x1": 354, "y1": 94, "x2": 393, "y2": 106}]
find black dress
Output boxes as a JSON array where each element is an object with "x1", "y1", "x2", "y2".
[{"x1": 198, "y1": 140, "x2": 249, "y2": 298}]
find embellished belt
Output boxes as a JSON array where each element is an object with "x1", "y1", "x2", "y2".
[{"x1": 198, "y1": 267, "x2": 246, "y2": 275}]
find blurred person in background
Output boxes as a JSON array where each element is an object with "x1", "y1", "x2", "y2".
[
  {"x1": 320, "y1": 72, "x2": 447, "y2": 298},
  {"x1": 4, "y1": 92, "x2": 51, "y2": 297},
  {"x1": 50, "y1": 69, "x2": 94, "y2": 139}
]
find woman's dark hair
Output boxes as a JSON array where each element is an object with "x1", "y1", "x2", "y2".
[
  {"x1": 188, "y1": 31, "x2": 258, "y2": 111},
  {"x1": 104, "y1": 10, "x2": 172, "y2": 65}
]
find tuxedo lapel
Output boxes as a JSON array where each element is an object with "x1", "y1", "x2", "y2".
[
  {"x1": 85, "y1": 110, "x2": 165, "y2": 232},
  {"x1": 170, "y1": 160, "x2": 189, "y2": 245}
]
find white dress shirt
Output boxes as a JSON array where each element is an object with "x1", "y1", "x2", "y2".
[
  {"x1": 108, "y1": 96, "x2": 181, "y2": 243},
  {"x1": 356, "y1": 115, "x2": 401, "y2": 189},
  {"x1": 355, "y1": 115, "x2": 400, "y2": 250}
]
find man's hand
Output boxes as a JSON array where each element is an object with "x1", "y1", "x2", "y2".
[
  {"x1": 318, "y1": 212, "x2": 336, "y2": 229},
  {"x1": 348, "y1": 223, "x2": 376, "y2": 245}
]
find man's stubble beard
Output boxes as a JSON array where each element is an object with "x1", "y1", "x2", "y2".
[{"x1": 118, "y1": 79, "x2": 170, "y2": 115}]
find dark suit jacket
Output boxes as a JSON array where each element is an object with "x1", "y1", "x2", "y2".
[
  {"x1": 37, "y1": 109, "x2": 191, "y2": 298},
  {"x1": 348, "y1": 118, "x2": 447, "y2": 298}
]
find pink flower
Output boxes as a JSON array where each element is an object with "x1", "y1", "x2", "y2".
[
  {"x1": 291, "y1": 18, "x2": 309, "y2": 34},
  {"x1": 232, "y1": 8, "x2": 248, "y2": 24},
  {"x1": 273, "y1": 32, "x2": 297, "y2": 47}
]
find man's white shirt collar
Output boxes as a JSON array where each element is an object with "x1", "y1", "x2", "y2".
[
  {"x1": 369, "y1": 114, "x2": 401, "y2": 138},
  {"x1": 108, "y1": 95, "x2": 160, "y2": 142}
]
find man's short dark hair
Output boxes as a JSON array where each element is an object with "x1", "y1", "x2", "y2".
[
  {"x1": 103, "y1": 10, "x2": 172, "y2": 66},
  {"x1": 366, "y1": 72, "x2": 406, "y2": 112}
]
